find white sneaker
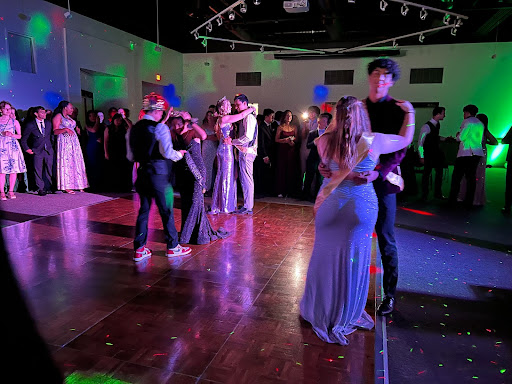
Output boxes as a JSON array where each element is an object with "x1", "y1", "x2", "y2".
[
  {"x1": 167, "y1": 244, "x2": 192, "y2": 257},
  {"x1": 134, "y1": 246, "x2": 152, "y2": 262}
]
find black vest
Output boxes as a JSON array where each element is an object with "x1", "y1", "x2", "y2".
[
  {"x1": 130, "y1": 119, "x2": 168, "y2": 174},
  {"x1": 423, "y1": 121, "x2": 440, "y2": 156}
]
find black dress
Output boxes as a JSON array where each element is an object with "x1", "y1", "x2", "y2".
[{"x1": 173, "y1": 130, "x2": 229, "y2": 244}]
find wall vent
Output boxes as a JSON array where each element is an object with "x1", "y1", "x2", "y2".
[
  {"x1": 410, "y1": 68, "x2": 444, "y2": 84},
  {"x1": 236, "y1": 72, "x2": 261, "y2": 86},
  {"x1": 324, "y1": 70, "x2": 354, "y2": 85}
]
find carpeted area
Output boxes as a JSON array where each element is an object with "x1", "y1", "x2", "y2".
[{"x1": 0, "y1": 191, "x2": 116, "y2": 227}]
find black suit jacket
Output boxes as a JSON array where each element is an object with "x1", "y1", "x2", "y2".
[
  {"x1": 21, "y1": 119, "x2": 54, "y2": 155},
  {"x1": 306, "y1": 130, "x2": 320, "y2": 164},
  {"x1": 257, "y1": 122, "x2": 274, "y2": 160}
]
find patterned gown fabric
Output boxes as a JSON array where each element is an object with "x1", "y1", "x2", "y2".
[
  {"x1": 210, "y1": 124, "x2": 237, "y2": 213},
  {"x1": 201, "y1": 127, "x2": 218, "y2": 192},
  {"x1": 179, "y1": 139, "x2": 229, "y2": 244},
  {"x1": 300, "y1": 155, "x2": 377, "y2": 345},
  {"x1": 56, "y1": 114, "x2": 89, "y2": 190},
  {"x1": 0, "y1": 119, "x2": 26, "y2": 174}
]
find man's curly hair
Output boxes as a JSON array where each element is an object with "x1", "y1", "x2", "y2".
[{"x1": 367, "y1": 58, "x2": 401, "y2": 82}]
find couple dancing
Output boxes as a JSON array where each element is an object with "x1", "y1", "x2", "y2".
[
  {"x1": 300, "y1": 59, "x2": 415, "y2": 345},
  {"x1": 209, "y1": 94, "x2": 258, "y2": 215}
]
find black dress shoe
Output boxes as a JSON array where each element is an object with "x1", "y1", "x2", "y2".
[
  {"x1": 37, "y1": 190, "x2": 47, "y2": 196},
  {"x1": 377, "y1": 296, "x2": 395, "y2": 316},
  {"x1": 234, "y1": 207, "x2": 248, "y2": 214}
]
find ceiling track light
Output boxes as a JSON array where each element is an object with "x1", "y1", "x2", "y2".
[
  {"x1": 194, "y1": 31, "x2": 199, "y2": 39},
  {"x1": 202, "y1": 38, "x2": 207, "y2": 47},
  {"x1": 451, "y1": 27, "x2": 457, "y2": 36},
  {"x1": 380, "y1": 0, "x2": 388, "y2": 11},
  {"x1": 254, "y1": 0, "x2": 261, "y2": 4},
  {"x1": 231, "y1": 42, "x2": 235, "y2": 50},
  {"x1": 206, "y1": 22, "x2": 212, "y2": 32},
  {"x1": 456, "y1": 17, "x2": 463, "y2": 27},
  {"x1": 260, "y1": 46, "x2": 264, "y2": 52},
  {"x1": 240, "y1": 2, "x2": 247, "y2": 13},
  {"x1": 401, "y1": 4, "x2": 409, "y2": 16},
  {"x1": 392, "y1": 40, "x2": 398, "y2": 48},
  {"x1": 443, "y1": 13, "x2": 451, "y2": 25},
  {"x1": 419, "y1": 33, "x2": 425, "y2": 43},
  {"x1": 419, "y1": 8, "x2": 428, "y2": 20},
  {"x1": 229, "y1": 10, "x2": 235, "y2": 20},
  {"x1": 217, "y1": 17, "x2": 223, "y2": 26}
]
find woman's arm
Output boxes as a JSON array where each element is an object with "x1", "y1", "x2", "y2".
[
  {"x1": 220, "y1": 106, "x2": 255, "y2": 125},
  {"x1": 372, "y1": 101, "x2": 415, "y2": 156},
  {"x1": 52, "y1": 114, "x2": 71, "y2": 135},
  {"x1": 275, "y1": 125, "x2": 285, "y2": 143},
  {"x1": 11, "y1": 120, "x2": 22, "y2": 139},
  {"x1": 484, "y1": 128, "x2": 498, "y2": 145},
  {"x1": 104, "y1": 129, "x2": 109, "y2": 160},
  {"x1": 190, "y1": 122, "x2": 207, "y2": 141}
]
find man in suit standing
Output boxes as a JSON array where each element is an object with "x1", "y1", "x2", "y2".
[
  {"x1": 302, "y1": 112, "x2": 331, "y2": 202},
  {"x1": 232, "y1": 94, "x2": 258, "y2": 214},
  {"x1": 255, "y1": 108, "x2": 275, "y2": 198},
  {"x1": 20, "y1": 106, "x2": 54, "y2": 195},
  {"x1": 417, "y1": 106, "x2": 446, "y2": 200}
]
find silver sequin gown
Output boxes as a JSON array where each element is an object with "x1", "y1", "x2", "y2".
[
  {"x1": 210, "y1": 124, "x2": 237, "y2": 213},
  {"x1": 300, "y1": 155, "x2": 377, "y2": 345},
  {"x1": 175, "y1": 137, "x2": 229, "y2": 245}
]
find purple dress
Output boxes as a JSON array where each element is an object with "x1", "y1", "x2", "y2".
[
  {"x1": 300, "y1": 155, "x2": 377, "y2": 345},
  {"x1": 210, "y1": 123, "x2": 237, "y2": 213},
  {"x1": 56, "y1": 114, "x2": 89, "y2": 190}
]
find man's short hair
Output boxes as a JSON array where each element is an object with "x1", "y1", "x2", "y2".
[
  {"x1": 33, "y1": 106, "x2": 45, "y2": 114},
  {"x1": 263, "y1": 108, "x2": 274, "y2": 117},
  {"x1": 308, "y1": 105, "x2": 321, "y2": 115},
  {"x1": 319, "y1": 112, "x2": 333, "y2": 124},
  {"x1": 234, "y1": 94, "x2": 249, "y2": 105},
  {"x1": 432, "y1": 106, "x2": 445, "y2": 117},
  {"x1": 367, "y1": 58, "x2": 401, "y2": 81},
  {"x1": 463, "y1": 104, "x2": 478, "y2": 116}
]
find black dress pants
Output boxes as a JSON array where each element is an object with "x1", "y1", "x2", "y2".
[
  {"x1": 134, "y1": 167, "x2": 179, "y2": 250},
  {"x1": 449, "y1": 155, "x2": 481, "y2": 206}
]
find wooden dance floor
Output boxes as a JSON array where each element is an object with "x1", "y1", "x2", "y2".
[{"x1": 2, "y1": 194, "x2": 380, "y2": 384}]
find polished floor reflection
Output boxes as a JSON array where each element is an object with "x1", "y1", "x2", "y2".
[{"x1": 2, "y1": 195, "x2": 377, "y2": 384}]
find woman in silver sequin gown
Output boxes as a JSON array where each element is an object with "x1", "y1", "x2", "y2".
[
  {"x1": 209, "y1": 97, "x2": 256, "y2": 214},
  {"x1": 300, "y1": 96, "x2": 414, "y2": 345},
  {"x1": 201, "y1": 111, "x2": 218, "y2": 194},
  {"x1": 170, "y1": 114, "x2": 229, "y2": 244}
]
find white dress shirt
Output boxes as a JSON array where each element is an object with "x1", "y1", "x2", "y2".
[{"x1": 456, "y1": 116, "x2": 484, "y2": 157}]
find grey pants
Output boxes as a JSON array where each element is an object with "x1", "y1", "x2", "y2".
[{"x1": 238, "y1": 152, "x2": 256, "y2": 210}]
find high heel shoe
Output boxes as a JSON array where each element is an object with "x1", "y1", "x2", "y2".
[
  {"x1": 1, "y1": 193, "x2": 6, "y2": 201},
  {"x1": 8, "y1": 191, "x2": 16, "y2": 199}
]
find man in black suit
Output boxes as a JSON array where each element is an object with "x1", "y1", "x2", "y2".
[
  {"x1": 255, "y1": 108, "x2": 275, "y2": 197},
  {"x1": 302, "y1": 112, "x2": 331, "y2": 201},
  {"x1": 20, "y1": 106, "x2": 54, "y2": 195}
]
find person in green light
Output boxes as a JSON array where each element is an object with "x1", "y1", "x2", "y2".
[
  {"x1": 502, "y1": 126, "x2": 512, "y2": 215},
  {"x1": 448, "y1": 104, "x2": 484, "y2": 208}
]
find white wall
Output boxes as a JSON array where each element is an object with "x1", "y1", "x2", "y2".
[
  {"x1": 0, "y1": 0, "x2": 183, "y2": 123},
  {"x1": 183, "y1": 42, "x2": 512, "y2": 141}
]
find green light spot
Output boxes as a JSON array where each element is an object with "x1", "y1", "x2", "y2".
[
  {"x1": 106, "y1": 342, "x2": 113, "y2": 346},
  {"x1": 500, "y1": 369, "x2": 506, "y2": 374}
]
